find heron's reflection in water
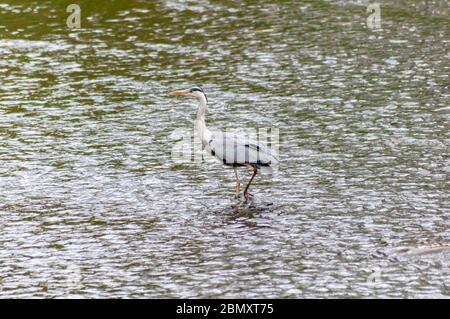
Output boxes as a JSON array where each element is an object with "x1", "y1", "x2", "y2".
[{"x1": 207, "y1": 199, "x2": 275, "y2": 229}]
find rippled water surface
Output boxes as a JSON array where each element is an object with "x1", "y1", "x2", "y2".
[{"x1": 0, "y1": 0, "x2": 449, "y2": 298}]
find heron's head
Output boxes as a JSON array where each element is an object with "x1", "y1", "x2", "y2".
[{"x1": 170, "y1": 86, "x2": 207, "y2": 102}]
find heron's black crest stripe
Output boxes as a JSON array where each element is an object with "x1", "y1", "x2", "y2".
[
  {"x1": 190, "y1": 87, "x2": 204, "y2": 93},
  {"x1": 190, "y1": 86, "x2": 208, "y2": 102}
]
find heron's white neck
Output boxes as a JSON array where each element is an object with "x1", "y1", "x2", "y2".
[{"x1": 194, "y1": 93, "x2": 211, "y2": 145}]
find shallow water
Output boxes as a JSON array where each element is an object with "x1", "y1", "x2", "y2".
[{"x1": 0, "y1": 0, "x2": 449, "y2": 298}]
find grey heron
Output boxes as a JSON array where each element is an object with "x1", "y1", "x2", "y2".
[{"x1": 170, "y1": 86, "x2": 278, "y2": 200}]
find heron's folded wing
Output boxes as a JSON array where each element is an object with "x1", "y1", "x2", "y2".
[{"x1": 208, "y1": 132, "x2": 278, "y2": 166}]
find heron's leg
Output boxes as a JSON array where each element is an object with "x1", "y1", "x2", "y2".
[
  {"x1": 244, "y1": 166, "x2": 258, "y2": 200},
  {"x1": 233, "y1": 166, "x2": 240, "y2": 198}
]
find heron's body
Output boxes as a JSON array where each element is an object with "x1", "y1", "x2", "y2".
[
  {"x1": 205, "y1": 131, "x2": 277, "y2": 173},
  {"x1": 171, "y1": 86, "x2": 278, "y2": 200}
]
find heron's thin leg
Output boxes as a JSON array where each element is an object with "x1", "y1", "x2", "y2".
[
  {"x1": 233, "y1": 166, "x2": 240, "y2": 198},
  {"x1": 244, "y1": 166, "x2": 258, "y2": 200}
]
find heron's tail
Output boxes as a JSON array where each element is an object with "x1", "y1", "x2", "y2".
[
  {"x1": 257, "y1": 165, "x2": 274, "y2": 175},
  {"x1": 257, "y1": 149, "x2": 279, "y2": 174}
]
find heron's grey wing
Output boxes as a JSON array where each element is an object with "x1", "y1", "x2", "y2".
[{"x1": 208, "y1": 132, "x2": 278, "y2": 166}]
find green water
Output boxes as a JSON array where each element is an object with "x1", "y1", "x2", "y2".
[{"x1": 0, "y1": 0, "x2": 449, "y2": 298}]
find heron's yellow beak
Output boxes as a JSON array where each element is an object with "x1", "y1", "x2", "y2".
[{"x1": 170, "y1": 90, "x2": 192, "y2": 96}]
